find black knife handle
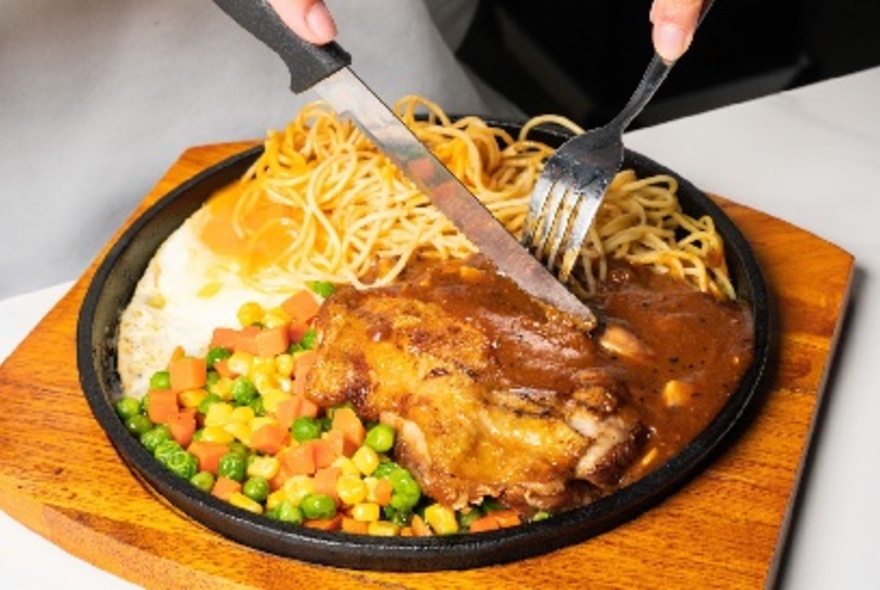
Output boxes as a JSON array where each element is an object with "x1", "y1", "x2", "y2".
[{"x1": 212, "y1": 0, "x2": 351, "y2": 93}]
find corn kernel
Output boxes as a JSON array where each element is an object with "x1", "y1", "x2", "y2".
[
  {"x1": 351, "y1": 446, "x2": 379, "y2": 476},
  {"x1": 210, "y1": 376, "x2": 234, "y2": 400},
  {"x1": 274, "y1": 354, "x2": 295, "y2": 378},
  {"x1": 351, "y1": 502, "x2": 380, "y2": 522},
  {"x1": 204, "y1": 402, "x2": 234, "y2": 427},
  {"x1": 266, "y1": 489, "x2": 288, "y2": 511},
  {"x1": 229, "y1": 406, "x2": 255, "y2": 424},
  {"x1": 250, "y1": 356, "x2": 276, "y2": 376},
  {"x1": 337, "y1": 475, "x2": 368, "y2": 506},
  {"x1": 228, "y1": 350, "x2": 254, "y2": 376},
  {"x1": 179, "y1": 388, "x2": 207, "y2": 409},
  {"x1": 228, "y1": 492, "x2": 263, "y2": 515},
  {"x1": 331, "y1": 457, "x2": 361, "y2": 479},
  {"x1": 278, "y1": 378, "x2": 294, "y2": 394},
  {"x1": 261, "y1": 306, "x2": 291, "y2": 329},
  {"x1": 282, "y1": 475, "x2": 316, "y2": 505},
  {"x1": 237, "y1": 301, "x2": 264, "y2": 328},
  {"x1": 223, "y1": 420, "x2": 252, "y2": 444},
  {"x1": 368, "y1": 521, "x2": 400, "y2": 536},
  {"x1": 248, "y1": 455, "x2": 281, "y2": 480},
  {"x1": 200, "y1": 425, "x2": 235, "y2": 444},
  {"x1": 252, "y1": 371, "x2": 278, "y2": 395},
  {"x1": 424, "y1": 504, "x2": 459, "y2": 535},
  {"x1": 261, "y1": 389, "x2": 293, "y2": 415}
]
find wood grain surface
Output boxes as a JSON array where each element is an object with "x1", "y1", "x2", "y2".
[{"x1": 0, "y1": 143, "x2": 854, "y2": 589}]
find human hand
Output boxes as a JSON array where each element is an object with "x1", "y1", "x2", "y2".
[
  {"x1": 266, "y1": 0, "x2": 337, "y2": 45},
  {"x1": 650, "y1": 0, "x2": 704, "y2": 62}
]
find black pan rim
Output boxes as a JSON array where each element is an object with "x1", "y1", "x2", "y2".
[{"x1": 76, "y1": 124, "x2": 772, "y2": 572}]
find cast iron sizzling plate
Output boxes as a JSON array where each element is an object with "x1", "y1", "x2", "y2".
[{"x1": 77, "y1": 122, "x2": 772, "y2": 571}]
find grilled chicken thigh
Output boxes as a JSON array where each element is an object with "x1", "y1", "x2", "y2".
[{"x1": 305, "y1": 257, "x2": 646, "y2": 515}]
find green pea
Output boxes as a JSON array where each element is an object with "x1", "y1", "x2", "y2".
[
  {"x1": 191, "y1": 471, "x2": 215, "y2": 493},
  {"x1": 300, "y1": 329, "x2": 318, "y2": 350},
  {"x1": 227, "y1": 441, "x2": 251, "y2": 460},
  {"x1": 242, "y1": 476, "x2": 270, "y2": 503},
  {"x1": 114, "y1": 396, "x2": 142, "y2": 421},
  {"x1": 124, "y1": 414, "x2": 153, "y2": 437},
  {"x1": 191, "y1": 428, "x2": 205, "y2": 442},
  {"x1": 149, "y1": 370, "x2": 171, "y2": 390},
  {"x1": 300, "y1": 493, "x2": 337, "y2": 520},
  {"x1": 364, "y1": 423, "x2": 395, "y2": 453},
  {"x1": 154, "y1": 439, "x2": 183, "y2": 465},
  {"x1": 140, "y1": 425, "x2": 172, "y2": 454},
  {"x1": 206, "y1": 346, "x2": 232, "y2": 369},
  {"x1": 167, "y1": 450, "x2": 198, "y2": 480},
  {"x1": 291, "y1": 417, "x2": 322, "y2": 442},
  {"x1": 218, "y1": 452, "x2": 246, "y2": 481},
  {"x1": 531, "y1": 511, "x2": 551, "y2": 522},
  {"x1": 372, "y1": 460, "x2": 402, "y2": 480},
  {"x1": 231, "y1": 376, "x2": 257, "y2": 406},
  {"x1": 206, "y1": 370, "x2": 220, "y2": 388},
  {"x1": 308, "y1": 281, "x2": 336, "y2": 299},
  {"x1": 248, "y1": 396, "x2": 265, "y2": 417},
  {"x1": 389, "y1": 469, "x2": 421, "y2": 510},
  {"x1": 383, "y1": 505, "x2": 411, "y2": 527},
  {"x1": 276, "y1": 501, "x2": 304, "y2": 524}
]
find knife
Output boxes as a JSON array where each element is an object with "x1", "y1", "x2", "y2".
[{"x1": 211, "y1": 0, "x2": 596, "y2": 327}]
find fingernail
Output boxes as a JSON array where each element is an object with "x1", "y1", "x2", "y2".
[
  {"x1": 654, "y1": 23, "x2": 691, "y2": 62},
  {"x1": 306, "y1": 3, "x2": 336, "y2": 43}
]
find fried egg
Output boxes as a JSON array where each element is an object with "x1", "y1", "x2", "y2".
[{"x1": 116, "y1": 198, "x2": 295, "y2": 398}]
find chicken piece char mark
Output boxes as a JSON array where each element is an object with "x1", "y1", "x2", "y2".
[{"x1": 305, "y1": 256, "x2": 646, "y2": 515}]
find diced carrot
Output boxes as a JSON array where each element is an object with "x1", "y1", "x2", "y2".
[
  {"x1": 169, "y1": 356, "x2": 207, "y2": 392},
  {"x1": 269, "y1": 465, "x2": 293, "y2": 491},
  {"x1": 168, "y1": 345, "x2": 186, "y2": 364},
  {"x1": 313, "y1": 466, "x2": 341, "y2": 501},
  {"x1": 211, "y1": 476, "x2": 242, "y2": 501},
  {"x1": 256, "y1": 325, "x2": 290, "y2": 358},
  {"x1": 293, "y1": 350, "x2": 318, "y2": 395},
  {"x1": 297, "y1": 393, "x2": 319, "y2": 419},
  {"x1": 341, "y1": 516, "x2": 370, "y2": 535},
  {"x1": 146, "y1": 388, "x2": 179, "y2": 425},
  {"x1": 210, "y1": 327, "x2": 239, "y2": 349},
  {"x1": 372, "y1": 477, "x2": 394, "y2": 507},
  {"x1": 330, "y1": 406, "x2": 366, "y2": 448},
  {"x1": 469, "y1": 514, "x2": 501, "y2": 533},
  {"x1": 410, "y1": 514, "x2": 433, "y2": 537},
  {"x1": 287, "y1": 321, "x2": 311, "y2": 344},
  {"x1": 281, "y1": 290, "x2": 321, "y2": 324},
  {"x1": 274, "y1": 394, "x2": 318, "y2": 431},
  {"x1": 234, "y1": 325, "x2": 261, "y2": 356},
  {"x1": 273, "y1": 397, "x2": 298, "y2": 431},
  {"x1": 491, "y1": 509, "x2": 522, "y2": 528},
  {"x1": 213, "y1": 358, "x2": 236, "y2": 379},
  {"x1": 322, "y1": 428, "x2": 358, "y2": 459},
  {"x1": 249, "y1": 422, "x2": 289, "y2": 455},
  {"x1": 311, "y1": 437, "x2": 340, "y2": 469},
  {"x1": 279, "y1": 443, "x2": 316, "y2": 476},
  {"x1": 303, "y1": 514, "x2": 343, "y2": 531},
  {"x1": 167, "y1": 408, "x2": 197, "y2": 447},
  {"x1": 188, "y1": 440, "x2": 230, "y2": 475}
]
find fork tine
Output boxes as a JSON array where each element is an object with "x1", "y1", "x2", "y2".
[
  {"x1": 557, "y1": 178, "x2": 610, "y2": 281},
  {"x1": 521, "y1": 172, "x2": 554, "y2": 249},
  {"x1": 535, "y1": 180, "x2": 572, "y2": 264},
  {"x1": 543, "y1": 184, "x2": 584, "y2": 269}
]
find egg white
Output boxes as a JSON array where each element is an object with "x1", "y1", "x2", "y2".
[{"x1": 116, "y1": 207, "x2": 293, "y2": 398}]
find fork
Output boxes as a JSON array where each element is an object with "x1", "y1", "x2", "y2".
[{"x1": 521, "y1": 2, "x2": 713, "y2": 283}]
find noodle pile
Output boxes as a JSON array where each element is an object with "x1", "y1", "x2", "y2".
[{"x1": 217, "y1": 95, "x2": 734, "y2": 300}]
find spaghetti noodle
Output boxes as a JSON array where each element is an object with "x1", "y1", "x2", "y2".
[{"x1": 204, "y1": 95, "x2": 734, "y2": 300}]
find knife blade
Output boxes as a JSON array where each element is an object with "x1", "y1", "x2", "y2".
[{"x1": 212, "y1": 0, "x2": 595, "y2": 327}]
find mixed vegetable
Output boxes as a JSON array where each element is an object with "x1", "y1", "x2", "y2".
[{"x1": 114, "y1": 282, "x2": 530, "y2": 536}]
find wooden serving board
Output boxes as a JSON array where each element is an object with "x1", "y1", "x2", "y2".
[{"x1": 0, "y1": 143, "x2": 854, "y2": 589}]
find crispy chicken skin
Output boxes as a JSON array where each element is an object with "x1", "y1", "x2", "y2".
[{"x1": 305, "y1": 257, "x2": 646, "y2": 515}]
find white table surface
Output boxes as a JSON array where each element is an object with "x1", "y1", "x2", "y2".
[{"x1": 2, "y1": 66, "x2": 879, "y2": 589}]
